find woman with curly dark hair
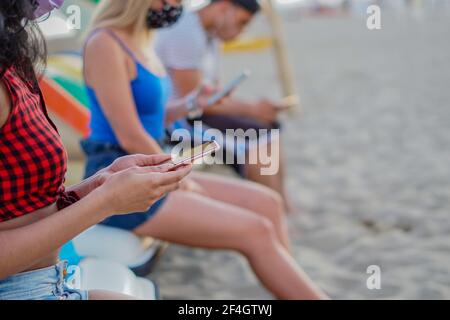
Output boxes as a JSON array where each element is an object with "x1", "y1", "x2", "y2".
[{"x1": 0, "y1": 0, "x2": 192, "y2": 300}]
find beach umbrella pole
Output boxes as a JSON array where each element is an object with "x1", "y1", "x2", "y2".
[{"x1": 262, "y1": 0, "x2": 300, "y2": 115}]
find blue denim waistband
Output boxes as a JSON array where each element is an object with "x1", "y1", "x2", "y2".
[
  {"x1": 0, "y1": 261, "x2": 85, "y2": 300},
  {"x1": 80, "y1": 139, "x2": 127, "y2": 156}
]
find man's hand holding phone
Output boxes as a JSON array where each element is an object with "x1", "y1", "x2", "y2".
[
  {"x1": 196, "y1": 84, "x2": 229, "y2": 110},
  {"x1": 206, "y1": 69, "x2": 251, "y2": 107},
  {"x1": 185, "y1": 84, "x2": 230, "y2": 119},
  {"x1": 185, "y1": 70, "x2": 251, "y2": 119}
]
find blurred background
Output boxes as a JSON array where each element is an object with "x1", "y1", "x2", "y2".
[{"x1": 41, "y1": 0, "x2": 450, "y2": 299}]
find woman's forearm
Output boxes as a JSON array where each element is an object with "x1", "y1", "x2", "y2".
[
  {"x1": 121, "y1": 134, "x2": 163, "y2": 154},
  {"x1": 165, "y1": 98, "x2": 190, "y2": 126},
  {"x1": 119, "y1": 131, "x2": 164, "y2": 155},
  {"x1": 0, "y1": 189, "x2": 109, "y2": 279},
  {"x1": 65, "y1": 169, "x2": 106, "y2": 198}
]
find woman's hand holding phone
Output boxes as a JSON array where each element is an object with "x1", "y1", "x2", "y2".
[
  {"x1": 93, "y1": 154, "x2": 192, "y2": 215},
  {"x1": 91, "y1": 154, "x2": 172, "y2": 189},
  {"x1": 169, "y1": 141, "x2": 221, "y2": 171}
]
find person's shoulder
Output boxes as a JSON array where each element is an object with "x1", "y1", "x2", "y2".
[
  {"x1": 154, "y1": 11, "x2": 210, "y2": 69},
  {"x1": 171, "y1": 10, "x2": 202, "y2": 30},
  {"x1": 85, "y1": 30, "x2": 123, "y2": 59},
  {"x1": 156, "y1": 11, "x2": 205, "y2": 44}
]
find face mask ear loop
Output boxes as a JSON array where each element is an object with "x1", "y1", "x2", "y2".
[
  {"x1": 36, "y1": 11, "x2": 51, "y2": 23},
  {"x1": 33, "y1": 0, "x2": 64, "y2": 20}
]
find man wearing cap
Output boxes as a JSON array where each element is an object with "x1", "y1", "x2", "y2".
[
  {"x1": 155, "y1": 0, "x2": 282, "y2": 129},
  {"x1": 155, "y1": 0, "x2": 290, "y2": 209}
]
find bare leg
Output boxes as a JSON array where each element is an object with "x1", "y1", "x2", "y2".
[
  {"x1": 244, "y1": 138, "x2": 290, "y2": 211},
  {"x1": 133, "y1": 191, "x2": 327, "y2": 300},
  {"x1": 89, "y1": 290, "x2": 138, "y2": 300},
  {"x1": 277, "y1": 143, "x2": 296, "y2": 214},
  {"x1": 190, "y1": 171, "x2": 291, "y2": 250}
]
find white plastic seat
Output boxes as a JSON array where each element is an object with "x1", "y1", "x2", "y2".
[
  {"x1": 66, "y1": 258, "x2": 158, "y2": 300},
  {"x1": 72, "y1": 225, "x2": 162, "y2": 270}
]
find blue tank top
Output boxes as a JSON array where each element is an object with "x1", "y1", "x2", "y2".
[{"x1": 85, "y1": 29, "x2": 171, "y2": 144}]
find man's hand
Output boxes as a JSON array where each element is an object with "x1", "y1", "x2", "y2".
[
  {"x1": 195, "y1": 84, "x2": 231, "y2": 111},
  {"x1": 248, "y1": 99, "x2": 281, "y2": 125}
]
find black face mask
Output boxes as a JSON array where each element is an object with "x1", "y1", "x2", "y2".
[{"x1": 146, "y1": 2, "x2": 183, "y2": 29}]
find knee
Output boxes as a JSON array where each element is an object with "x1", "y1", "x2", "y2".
[
  {"x1": 260, "y1": 189, "x2": 285, "y2": 220},
  {"x1": 239, "y1": 217, "x2": 278, "y2": 254},
  {"x1": 266, "y1": 189, "x2": 284, "y2": 212}
]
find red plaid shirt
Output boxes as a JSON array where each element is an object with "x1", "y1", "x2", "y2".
[{"x1": 0, "y1": 68, "x2": 74, "y2": 222}]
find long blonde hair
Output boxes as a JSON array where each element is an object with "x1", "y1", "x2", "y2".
[{"x1": 89, "y1": 0, "x2": 152, "y2": 34}]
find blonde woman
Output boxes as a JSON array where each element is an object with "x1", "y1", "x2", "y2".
[{"x1": 82, "y1": 0, "x2": 328, "y2": 299}]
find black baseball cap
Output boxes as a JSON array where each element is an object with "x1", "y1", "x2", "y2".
[{"x1": 211, "y1": 0, "x2": 261, "y2": 15}]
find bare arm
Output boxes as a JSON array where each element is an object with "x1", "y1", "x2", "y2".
[
  {"x1": 0, "y1": 189, "x2": 108, "y2": 279},
  {"x1": 164, "y1": 95, "x2": 191, "y2": 126},
  {"x1": 164, "y1": 73, "x2": 219, "y2": 126},
  {"x1": 65, "y1": 169, "x2": 104, "y2": 198},
  {"x1": 0, "y1": 161, "x2": 192, "y2": 279},
  {"x1": 84, "y1": 33, "x2": 162, "y2": 155},
  {"x1": 169, "y1": 68, "x2": 254, "y2": 117},
  {"x1": 1, "y1": 81, "x2": 108, "y2": 278},
  {"x1": 164, "y1": 68, "x2": 203, "y2": 124},
  {"x1": 1, "y1": 69, "x2": 192, "y2": 278}
]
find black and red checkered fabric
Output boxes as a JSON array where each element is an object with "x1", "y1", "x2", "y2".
[{"x1": 0, "y1": 67, "x2": 68, "y2": 222}]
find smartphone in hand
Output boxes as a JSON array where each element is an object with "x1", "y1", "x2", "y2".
[
  {"x1": 169, "y1": 141, "x2": 221, "y2": 171},
  {"x1": 207, "y1": 70, "x2": 251, "y2": 107}
]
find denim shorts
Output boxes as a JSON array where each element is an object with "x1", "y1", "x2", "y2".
[
  {"x1": 0, "y1": 261, "x2": 88, "y2": 300},
  {"x1": 81, "y1": 139, "x2": 166, "y2": 230},
  {"x1": 179, "y1": 116, "x2": 281, "y2": 178}
]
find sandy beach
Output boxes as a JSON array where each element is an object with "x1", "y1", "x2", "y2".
[
  {"x1": 146, "y1": 10, "x2": 450, "y2": 300},
  {"x1": 58, "y1": 6, "x2": 450, "y2": 300}
]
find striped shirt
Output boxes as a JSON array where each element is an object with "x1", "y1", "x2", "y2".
[{"x1": 154, "y1": 10, "x2": 221, "y2": 98}]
